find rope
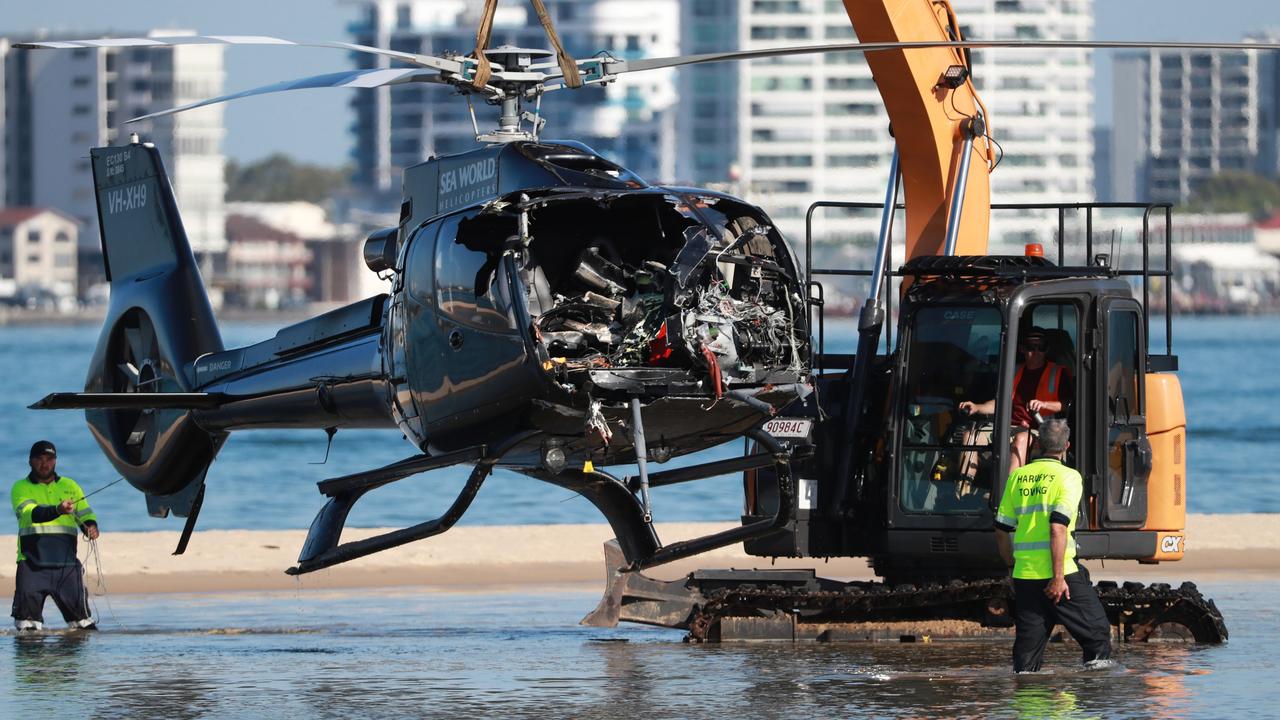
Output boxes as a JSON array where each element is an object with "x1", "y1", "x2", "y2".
[
  {"x1": 471, "y1": 0, "x2": 500, "y2": 89},
  {"x1": 85, "y1": 536, "x2": 126, "y2": 630},
  {"x1": 470, "y1": 0, "x2": 582, "y2": 90},
  {"x1": 528, "y1": 0, "x2": 582, "y2": 88},
  {"x1": 71, "y1": 476, "x2": 126, "y2": 504}
]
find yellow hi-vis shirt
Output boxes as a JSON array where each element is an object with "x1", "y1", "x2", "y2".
[
  {"x1": 11, "y1": 475, "x2": 96, "y2": 567},
  {"x1": 994, "y1": 457, "x2": 1082, "y2": 580}
]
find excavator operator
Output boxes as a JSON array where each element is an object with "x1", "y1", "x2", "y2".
[{"x1": 960, "y1": 328, "x2": 1071, "y2": 470}]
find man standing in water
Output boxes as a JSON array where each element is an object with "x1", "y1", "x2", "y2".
[
  {"x1": 993, "y1": 420, "x2": 1111, "y2": 672},
  {"x1": 10, "y1": 440, "x2": 98, "y2": 631}
]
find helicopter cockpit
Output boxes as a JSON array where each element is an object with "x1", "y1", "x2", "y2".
[{"x1": 377, "y1": 142, "x2": 810, "y2": 463}]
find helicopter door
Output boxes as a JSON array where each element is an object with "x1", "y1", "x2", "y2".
[
  {"x1": 1096, "y1": 298, "x2": 1149, "y2": 527},
  {"x1": 426, "y1": 212, "x2": 527, "y2": 435},
  {"x1": 385, "y1": 290, "x2": 425, "y2": 446}
]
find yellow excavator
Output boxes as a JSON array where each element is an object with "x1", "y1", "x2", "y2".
[{"x1": 587, "y1": 0, "x2": 1225, "y2": 643}]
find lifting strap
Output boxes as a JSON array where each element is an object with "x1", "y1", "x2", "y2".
[{"x1": 471, "y1": 0, "x2": 583, "y2": 90}]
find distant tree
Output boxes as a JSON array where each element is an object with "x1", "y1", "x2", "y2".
[
  {"x1": 225, "y1": 154, "x2": 351, "y2": 203},
  {"x1": 1181, "y1": 171, "x2": 1280, "y2": 220}
]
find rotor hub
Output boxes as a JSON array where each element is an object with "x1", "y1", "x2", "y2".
[{"x1": 481, "y1": 46, "x2": 553, "y2": 74}]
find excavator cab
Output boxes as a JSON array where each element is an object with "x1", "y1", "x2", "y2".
[
  {"x1": 744, "y1": 204, "x2": 1184, "y2": 584},
  {"x1": 869, "y1": 266, "x2": 1141, "y2": 578}
]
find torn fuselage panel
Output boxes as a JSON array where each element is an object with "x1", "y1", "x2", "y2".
[
  {"x1": 517, "y1": 189, "x2": 809, "y2": 447},
  {"x1": 411, "y1": 186, "x2": 810, "y2": 466}
]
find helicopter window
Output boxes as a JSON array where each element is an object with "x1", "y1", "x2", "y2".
[
  {"x1": 899, "y1": 306, "x2": 1002, "y2": 515},
  {"x1": 404, "y1": 222, "x2": 436, "y2": 306},
  {"x1": 434, "y1": 212, "x2": 514, "y2": 333}
]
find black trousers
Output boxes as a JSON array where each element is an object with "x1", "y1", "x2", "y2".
[
  {"x1": 1012, "y1": 564, "x2": 1112, "y2": 672},
  {"x1": 11, "y1": 560, "x2": 93, "y2": 628}
]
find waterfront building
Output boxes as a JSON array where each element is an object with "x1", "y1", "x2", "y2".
[
  {"x1": 223, "y1": 212, "x2": 313, "y2": 310},
  {"x1": 0, "y1": 30, "x2": 226, "y2": 295},
  {"x1": 346, "y1": 0, "x2": 679, "y2": 192},
  {"x1": 1171, "y1": 213, "x2": 1280, "y2": 311},
  {"x1": 227, "y1": 200, "x2": 391, "y2": 306},
  {"x1": 679, "y1": 0, "x2": 1094, "y2": 252},
  {"x1": 1112, "y1": 35, "x2": 1280, "y2": 204},
  {"x1": 0, "y1": 207, "x2": 78, "y2": 307}
]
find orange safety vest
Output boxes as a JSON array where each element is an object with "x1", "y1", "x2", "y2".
[{"x1": 1014, "y1": 361, "x2": 1065, "y2": 417}]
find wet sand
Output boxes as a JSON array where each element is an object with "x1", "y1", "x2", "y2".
[{"x1": 1, "y1": 513, "x2": 1276, "y2": 596}]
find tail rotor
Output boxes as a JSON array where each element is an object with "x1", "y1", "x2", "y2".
[{"x1": 75, "y1": 139, "x2": 226, "y2": 517}]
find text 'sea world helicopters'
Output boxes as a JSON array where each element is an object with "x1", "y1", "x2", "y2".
[{"x1": 25, "y1": 0, "x2": 1268, "y2": 641}]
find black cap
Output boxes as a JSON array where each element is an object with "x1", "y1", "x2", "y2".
[{"x1": 29, "y1": 440, "x2": 56, "y2": 458}]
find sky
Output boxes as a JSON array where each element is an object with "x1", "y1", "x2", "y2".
[{"x1": 4, "y1": 0, "x2": 1280, "y2": 166}]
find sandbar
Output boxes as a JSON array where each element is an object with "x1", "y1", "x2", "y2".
[{"x1": 1, "y1": 514, "x2": 1276, "y2": 596}]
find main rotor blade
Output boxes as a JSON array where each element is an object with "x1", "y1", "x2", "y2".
[
  {"x1": 128, "y1": 68, "x2": 446, "y2": 123},
  {"x1": 15, "y1": 35, "x2": 464, "y2": 74},
  {"x1": 613, "y1": 39, "x2": 1280, "y2": 74}
]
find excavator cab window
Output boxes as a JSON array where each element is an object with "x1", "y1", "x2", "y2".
[
  {"x1": 899, "y1": 305, "x2": 1001, "y2": 514},
  {"x1": 1026, "y1": 302, "x2": 1081, "y2": 466},
  {"x1": 1098, "y1": 300, "x2": 1149, "y2": 527}
]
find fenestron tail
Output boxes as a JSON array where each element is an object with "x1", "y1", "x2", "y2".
[{"x1": 80, "y1": 139, "x2": 226, "y2": 518}]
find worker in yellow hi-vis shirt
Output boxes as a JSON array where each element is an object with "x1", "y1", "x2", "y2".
[
  {"x1": 994, "y1": 419, "x2": 1111, "y2": 672},
  {"x1": 10, "y1": 440, "x2": 98, "y2": 632}
]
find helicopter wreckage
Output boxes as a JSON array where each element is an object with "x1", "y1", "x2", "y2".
[{"x1": 35, "y1": 136, "x2": 811, "y2": 576}]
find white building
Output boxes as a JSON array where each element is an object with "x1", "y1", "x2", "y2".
[
  {"x1": 227, "y1": 200, "x2": 392, "y2": 305},
  {"x1": 680, "y1": 0, "x2": 1094, "y2": 253},
  {"x1": 0, "y1": 207, "x2": 78, "y2": 305},
  {"x1": 347, "y1": 0, "x2": 679, "y2": 192},
  {"x1": 0, "y1": 30, "x2": 226, "y2": 293},
  {"x1": 224, "y1": 213, "x2": 313, "y2": 310}
]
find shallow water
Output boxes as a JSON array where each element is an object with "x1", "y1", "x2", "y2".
[
  {"x1": 1, "y1": 581, "x2": 1274, "y2": 719},
  {"x1": 1, "y1": 315, "x2": 1277, "y2": 535}
]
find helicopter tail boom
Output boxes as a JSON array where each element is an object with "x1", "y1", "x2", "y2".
[{"x1": 78, "y1": 139, "x2": 227, "y2": 520}]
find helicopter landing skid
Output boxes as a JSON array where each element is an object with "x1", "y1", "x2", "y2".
[
  {"x1": 287, "y1": 431, "x2": 537, "y2": 575},
  {"x1": 530, "y1": 427, "x2": 796, "y2": 573}
]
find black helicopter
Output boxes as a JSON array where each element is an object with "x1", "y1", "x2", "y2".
[{"x1": 28, "y1": 44, "x2": 814, "y2": 575}]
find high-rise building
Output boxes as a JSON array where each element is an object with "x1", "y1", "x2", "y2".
[
  {"x1": 679, "y1": 0, "x2": 1095, "y2": 250},
  {"x1": 0, "y1": 30, "x2": 226, "y2": 293},
  {"x1": 347, "y1": 0, "x2": 679, "y2": 192},
  {"x1": 1112, "y1": 39, "x2": 1280, "y2": 205}
]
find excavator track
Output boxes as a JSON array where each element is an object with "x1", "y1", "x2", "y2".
[
  {"x1": 581, "y1": 545, "x2": 1227, "y2": 644},
  {"x1": 684, "y1": 577, "x2": 1228, "y2": 644}
]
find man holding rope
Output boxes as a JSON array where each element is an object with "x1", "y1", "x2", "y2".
[{"x1": 10, "y1": 440, "x2": 98, "y2": 632}]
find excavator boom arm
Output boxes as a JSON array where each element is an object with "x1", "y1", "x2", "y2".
[{"x1": 842, "y1": 0, "x2": 993, "y2": 258}]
